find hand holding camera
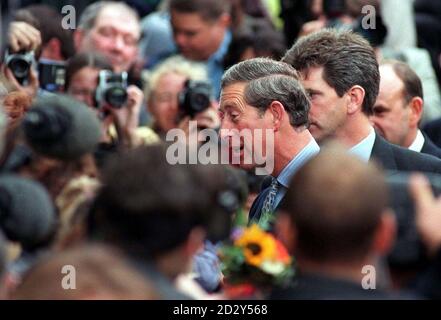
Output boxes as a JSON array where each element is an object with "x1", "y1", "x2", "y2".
[
  {"x1": 3, "y1": 21, "x2": 41, "y2": 96},
  {"x1": 95, "y1": 70, "x2": 129, "y2": 109},
  {"x1": 8, "y1": 21, "x2": 41, "y2": 52},
  {"x1": 3, "y1": 62, "x2": 39, "y2": 98},
  {"x1": 95, "y1": 70, "x2": 143, "y2": 147}
]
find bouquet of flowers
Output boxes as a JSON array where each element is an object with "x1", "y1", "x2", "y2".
[{"x1": 219, "y1": 223, "x2": 294, "y2": 298}]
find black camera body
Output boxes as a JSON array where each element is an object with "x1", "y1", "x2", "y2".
[
  {"x1": 4, "y1": 49, "x2": 36, "y2": 85},
  {"x1": 38, "y1": 59, "x2": 66, "y2": 93},
  {"x1": 95, "y1": 70, "x2": 128, "y2": 109},
  {"x1": 178, "y1": 80, "x2": 212, "y2": 118}
]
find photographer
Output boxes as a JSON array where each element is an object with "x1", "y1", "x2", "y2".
[
  {"x1": 65, "y1": 52, "x2": 155, "y2": 158},
  {"x1": 1, "y1": 21, "x2": 41, "y2": 99},
  {"x1": 145, "y1": 56, "x2": 220, "y2": 141}
]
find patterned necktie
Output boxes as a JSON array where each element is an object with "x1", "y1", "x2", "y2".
[{"x1": 259, "y1": 178, "x2": 279, "y2": 227}]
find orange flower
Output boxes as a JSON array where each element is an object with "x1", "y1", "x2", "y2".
[{"x1": 234, "y1": 224, "x2": 276, "y2": 267}]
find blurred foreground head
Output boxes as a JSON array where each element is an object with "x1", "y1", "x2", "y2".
[
  {"x1": 11, "y1": 244, "x2": 157, "y2": 299},
  {"x1": 0, "y1": 175, "x2": 56, "y2": 251},
  {"x1": 278, "y1": 144, "x2": 395, "y2": 267},
  {"x1": 22, "y1": 94, "x2": 101, "y2": 161},
  {"x1": 88, "y1": 144, "x2": 236, "y2": 278}
]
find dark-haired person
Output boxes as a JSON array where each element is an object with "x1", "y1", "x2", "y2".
[
  {"x1": 282, "y1": 29, "x2": 441, "y2": 174},
  {"x1": 15, "y1": 4, "x2": 75, "y2": 61},
  {"x1": 223, "y1": 22, "x2": 287, "y2": 70},
  {"x1": 87, "y1": 144, "x2": 235, "y2": 299},
  {"x1": 219, "y1": 58, "x2": 319, "y2": 225},
  {"x1": 370, "y1": 61, "x2": 441, "y2": 158},
  {"x1": 168, "y1": 0, "x2": 232, "y2": 98}
]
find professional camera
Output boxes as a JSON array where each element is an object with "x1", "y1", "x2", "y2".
[
  {"x1": 4, "y1": 49, "x2": 36, "y2": 84},
  {"x1": 178, "y1": 80, "x2": 212, "y2": 118},
  {"x1": 95, "y1": 70, "x2": 128, "y2": 108},
  {"x1": 38, "y1": 59, "x2": 66, "y2": 93}
]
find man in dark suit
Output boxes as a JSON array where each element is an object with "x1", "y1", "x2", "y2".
[
  {"x1": 369, "y1": 60, "x2": 441, "y2": 159},
  {"x1": 272, "y1": 147, "x2": 411, "y2": 299},
  {"x1": 281, "y1": 29, "x2": 441, "y2": 173},
  {"x1": 423, "y1": 118, "x2": 441, "y2": 150},
  {"x1": 219, "y1": 58, "x2": 319, "y2": 225}
]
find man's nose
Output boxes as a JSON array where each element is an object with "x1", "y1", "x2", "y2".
[
  {"x1": 219, "y1": 119, "x2": 235, "y2": 140},
  {"x1": 174, "y1": 33, "x2": 187, "y2": 48},
  {"x1": 113, "y1": 36, "x2": 125, "y2": 52}
]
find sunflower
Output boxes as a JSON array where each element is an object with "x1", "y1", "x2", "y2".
[{"x1": 234, "y1": 224, "x2": 276, "y2": 267}]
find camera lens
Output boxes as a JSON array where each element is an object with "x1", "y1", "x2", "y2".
[
  {"x1": 105, "y1": 86, "x2": 127, "y2": 108},
  {"x1": 8, "y1": 57, "x2": 31, "y2": 79},
  {"x1": 191, "y1": 93, "x2": 210, "y2": 112}
]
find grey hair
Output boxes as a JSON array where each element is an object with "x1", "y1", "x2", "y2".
[
  {"x1": 78, "y1": 1, "x2": 140, "y2": 31},
  {"x1": 221, "y1": 58, "x2": 310, "y2": 127}
]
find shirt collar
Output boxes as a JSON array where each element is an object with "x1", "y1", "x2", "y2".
[
  {"x1": 349, "y1": 126, "x2": 376, "y2": 163},
  {"x1": 209, "y1": 30, "x2": 232, "y2": 64},
  {"x1": 408, "y1": 129, "x2": 425, "y2": 153},
  {"x1": 276, "y1": 139, "x2": 320, "y2": 188}
]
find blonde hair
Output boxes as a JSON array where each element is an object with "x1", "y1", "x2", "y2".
[{"x1": 144, "y1": 55, "x2": 208, "y2": 100}]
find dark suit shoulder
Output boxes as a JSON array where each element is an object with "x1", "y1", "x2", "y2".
[
  {"x1": 270, "y1": 273, "x2": 408, "y2": 300},
  {"x1": 423, "y1": 118, "x2": 441, "y2": 148},
  {"x1": 421, "y1": 134, "x2": 441, "y2": 158},
  {"x1": 371, "y1": 135, "x2": 441, "y2": 174}
]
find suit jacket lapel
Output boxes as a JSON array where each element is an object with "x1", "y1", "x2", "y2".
[{"x1": 370, "y1": 134, "x2": 398, "y2": 171}]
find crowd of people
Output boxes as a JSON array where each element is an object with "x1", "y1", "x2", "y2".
[{"x1": 1, "y1": 0, "x2": 441, "y2": 300}]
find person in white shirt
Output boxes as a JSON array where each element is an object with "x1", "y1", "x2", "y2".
[{"x1": 370, "y1": 60, "x2": 441, "y2": 158}]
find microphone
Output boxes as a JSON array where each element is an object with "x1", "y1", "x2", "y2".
[
  {"x1": 0, "y1": 174, "x2": 56, "y2": 249},
  {"x1": 22, "y1": 94, "x2": 101, "y2": 160}
]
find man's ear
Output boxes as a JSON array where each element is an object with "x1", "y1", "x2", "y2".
[
  {"x1": 275, "y1": 210, "x2": 297, "y2": 254},
  {"x1": 347, "y1": 85, "x2": 365, "y2": 115},
  {"x1": 268, "y1": 101, "x2": 285, "y2": 132},
  {"x1": 184, "y1": 227, "x2": 206, "y2": 258},
  {"x1": 217, "y1": 13, "x2": 231, "y2": 29},
  {"x1": 371, "y1": 208, "x2": 396, "y2": 257},
  {"x1": 408, "y1": 96, "x2": 423, "y2": 127}
]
